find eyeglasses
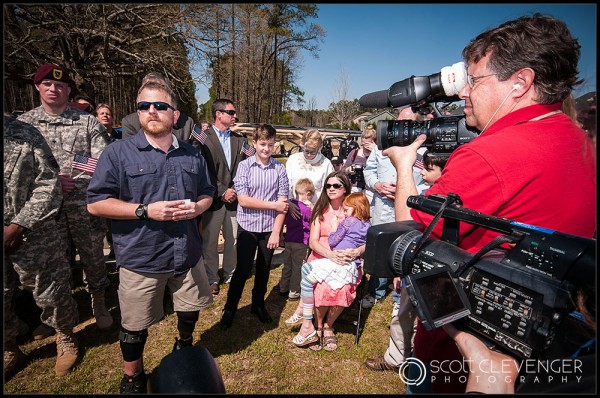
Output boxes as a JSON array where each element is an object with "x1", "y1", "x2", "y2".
[
  {"x1": 303, "y1": 150, "x2": 319, "y2": 156},
  {"x1": 218, "y1": 109, "x2": 237, "y2": 116},
  {"x1": 466, "y1": 73, "x2": 498, "y2": 88},
  {"x1": 325, "y1": 183, "x2": 343, "y2": 190},
  {"x1": 137, "y1": 101, "x2": 175, "y2": 111}
]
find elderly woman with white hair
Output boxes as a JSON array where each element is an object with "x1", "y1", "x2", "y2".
[{"x1": 285, "y1": 129, "x2": 334, "y2": 206}]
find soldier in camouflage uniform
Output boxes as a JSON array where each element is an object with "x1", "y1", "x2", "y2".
[
  {"x1": 3, "y1": 115, "x2": 79, "y2": 377},
  {"x1": 18, "y1": 64, "x2": 114, "y2": 333}
]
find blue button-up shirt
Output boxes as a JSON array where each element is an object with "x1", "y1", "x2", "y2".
[
  {"x1": 213, "y1": 125, "x2": 231, "y2": 169},
  {"x1": 87, "y1": 131, "x2": 215, "y2": 274},
  {"x1": 364, "y1": 147, "x2": 427, "y2": 225}
]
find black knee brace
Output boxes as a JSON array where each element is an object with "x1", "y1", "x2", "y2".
[
  {"x1": 176, "y1": 311, "x2": 199, "y2": 339},
  {"x1": 119, "y1": 328, "x2": 148, "y2": 362}
]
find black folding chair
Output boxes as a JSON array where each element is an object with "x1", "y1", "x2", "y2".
[{"x1": 352, "y1": 266, "x2": 369, "y2": 344}]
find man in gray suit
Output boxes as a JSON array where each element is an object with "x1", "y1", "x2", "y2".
[
  {"x1": 121, "y1": 72, "x2": 195, "y2": 142},
  {"x1": 191, "y1": 99, "x2": 249, "y2": 295}
]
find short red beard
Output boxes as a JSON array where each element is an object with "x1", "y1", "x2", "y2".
[{"x1": 141, "y1": 119, "x2": 172, "y2": 137}]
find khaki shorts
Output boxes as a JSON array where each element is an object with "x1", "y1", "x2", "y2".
[{"x1": 118, "y1": 258, "x2": 213, "y2": 331}]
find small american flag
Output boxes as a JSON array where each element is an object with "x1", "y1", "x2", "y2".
[
  {"x1": 191, "y1": 124, "x2": 208, "y2": 145},
  {"x1": 414, "y1": 154, "x2": 424, "y2": 170},
  {"x1": 240, "y1": 141, "x2": 256, "y2": 157},
  {"x1": 72, "y1": 153, "x2": 98, "y2": 174}
]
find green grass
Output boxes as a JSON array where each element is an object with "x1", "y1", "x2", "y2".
[{"x1": 5, "y1": 261, "x2": 406, "y2": 394}]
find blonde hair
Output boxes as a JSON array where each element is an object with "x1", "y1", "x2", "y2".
[
  {"x1": 343, "y1": 192, "x2": 370, "y2": 221},
  {"x1": 295, "y1": 178, "x2": 315, "y2": 195},
  {"x1": 301, "y1": 129, "x2": 323, "y2": 149},
  {"x1": 562, "y1": 93, "x2": 578, "y2": 123},
  {"x1": 142, "y1": 72, "x2": 170, "y2": 88},
  {"x1": 95, "y1": 103, "x2": 112, "y2": 115},
  {"x1": 362, "y1": 127, "x2": 376, "y2": 140}
]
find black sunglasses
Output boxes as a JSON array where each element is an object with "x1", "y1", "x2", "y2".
[
  {"x1": 137, "y1": 101, "x2": 175, "y2": 111},
  {"x1": 325, "y1": 183, "x2": 343, "y2": 189},
  {"x1": 218, "y1": 109, "x2": 237, "y2": 116}
]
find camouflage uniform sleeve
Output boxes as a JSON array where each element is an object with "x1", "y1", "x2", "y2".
[
  {"x1": 89, "y1": 116, "x2": 110, "y2": 159},
  {"x1": 5, "y1": 119, "x2": 63, "y2": 230}
]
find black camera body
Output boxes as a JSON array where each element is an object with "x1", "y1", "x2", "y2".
[
  {"x1": 376, "y1": 114, "x2": 479, "y2": 154},
  {"x1": 350, "y1": 164, "x2": 365, "y2": 184},
  {"x1": 364, "y1": 194, "x2": 595, "y2": 359}
]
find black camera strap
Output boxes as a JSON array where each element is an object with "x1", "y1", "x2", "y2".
[
  {"x1": 454, "y1": 232, "x2": 524, "y2": 277},
  {"x1": 407, "y1": 194, "x2": 457, "y2": 265}
]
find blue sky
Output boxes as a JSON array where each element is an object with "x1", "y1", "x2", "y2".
[{"x1": 196, "y1": 3, "x2": 596, "y2": 111}]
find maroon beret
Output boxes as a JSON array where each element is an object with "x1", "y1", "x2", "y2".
[{"x1": 33, "y1": 63, "x2": 71, "y2": 85}]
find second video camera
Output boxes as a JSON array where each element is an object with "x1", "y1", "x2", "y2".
[{"x1": 363, "y1": 193, "x2": 595, "y2": 359}]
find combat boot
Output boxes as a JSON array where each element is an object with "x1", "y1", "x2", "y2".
[
  {"x1": 4, "y1": 341, "x2": 26, "y2": 376},
  {"x1": 91, "y1": 291, "x2": 114, "y2": 330},
  {"x1": 55, "y1": 329, "x2": 79, "y2": 376}
]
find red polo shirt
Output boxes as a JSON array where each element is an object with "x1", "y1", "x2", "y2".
[{"x1": 410, "y1": 103, "x2": 597, "y2": 393}]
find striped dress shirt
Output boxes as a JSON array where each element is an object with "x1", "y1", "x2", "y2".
[{"x1": 233, "y1": 156, "x2": 289, "y2": 232}]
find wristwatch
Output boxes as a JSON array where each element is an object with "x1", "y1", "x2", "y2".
[{"x1": 135, "y1": 204, "x2": 148, "y2": 220}]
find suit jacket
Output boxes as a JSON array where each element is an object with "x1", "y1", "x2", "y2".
[
  {"x1": 121, "y1": 111, "x2": 195, "y2": 142},
  {"x1": 192, "y1": 126, "x2": 247, "y2": 211}
]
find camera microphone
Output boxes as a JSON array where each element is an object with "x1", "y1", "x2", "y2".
[
  {"x1": 357, "y1": 89, "x2": 390, "y2": 109},
  {"x1": 359, "y1": 62, "x2": 468, "y2": 109}
]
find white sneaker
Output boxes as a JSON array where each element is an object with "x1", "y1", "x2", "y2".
[
  {"x1": 391, "y1": 301, "x2": 401, "y2": 318},
  {"x1": 287, "y1": 291, "x2": 300, "y2": 301},
  {"x1": 361, "y1": 294, "x2": 377, "y2": 309}
]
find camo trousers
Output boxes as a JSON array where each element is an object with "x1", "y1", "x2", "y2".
[{"x1": 4, "y1": 219, "x2": 78, "y2": 342}]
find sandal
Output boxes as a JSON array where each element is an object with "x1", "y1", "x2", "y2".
[
  {"x1": 323, "y1": 326, "x2": 338, "y2": 351},
  {"x1": 292, "y1": 329, "x2": 319, "y2": 347},
  {"x1": 284, "y1": 313, "x2": 303, "y2": 325},
  {"x1": 309, "y1": 328, "x2": 323, "y2": 351}
]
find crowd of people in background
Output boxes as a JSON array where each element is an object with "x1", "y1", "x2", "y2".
[{"x1": 3, "y1": 12, "x2": 596, "y2": 395}]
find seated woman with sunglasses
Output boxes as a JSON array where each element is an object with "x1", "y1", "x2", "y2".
[
  {"x1": 285, "y1": 172, "x2": 366, "y2": 351},
  {"x1": 279, "y1": 129, "x2": 333, "y2": 300},
  {"x1": 291, "y1": 191, "x2": 370, "y2": 350}
]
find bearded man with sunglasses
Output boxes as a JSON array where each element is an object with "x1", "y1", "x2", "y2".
[
  {"x1": 87, "y1": 81, "x2": 215, "y2": 393},
  {"x1": 121, "y1": 72, "x2": 195, "y2": 142}
]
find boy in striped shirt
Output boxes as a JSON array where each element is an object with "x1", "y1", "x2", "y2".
[{"x1": 220, "y1": 124, "x2": 290, "y2": 329}]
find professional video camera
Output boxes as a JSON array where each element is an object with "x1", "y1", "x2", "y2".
[
  {"x1": 363, "y1": 193, "x2": 595, "y2": 359},
  {"x1": 359, "y1": 62, "x2": 479, "y2": 154},
  {"x1": 376, "y1": 115, "x2": 478, "y2": 153}
]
